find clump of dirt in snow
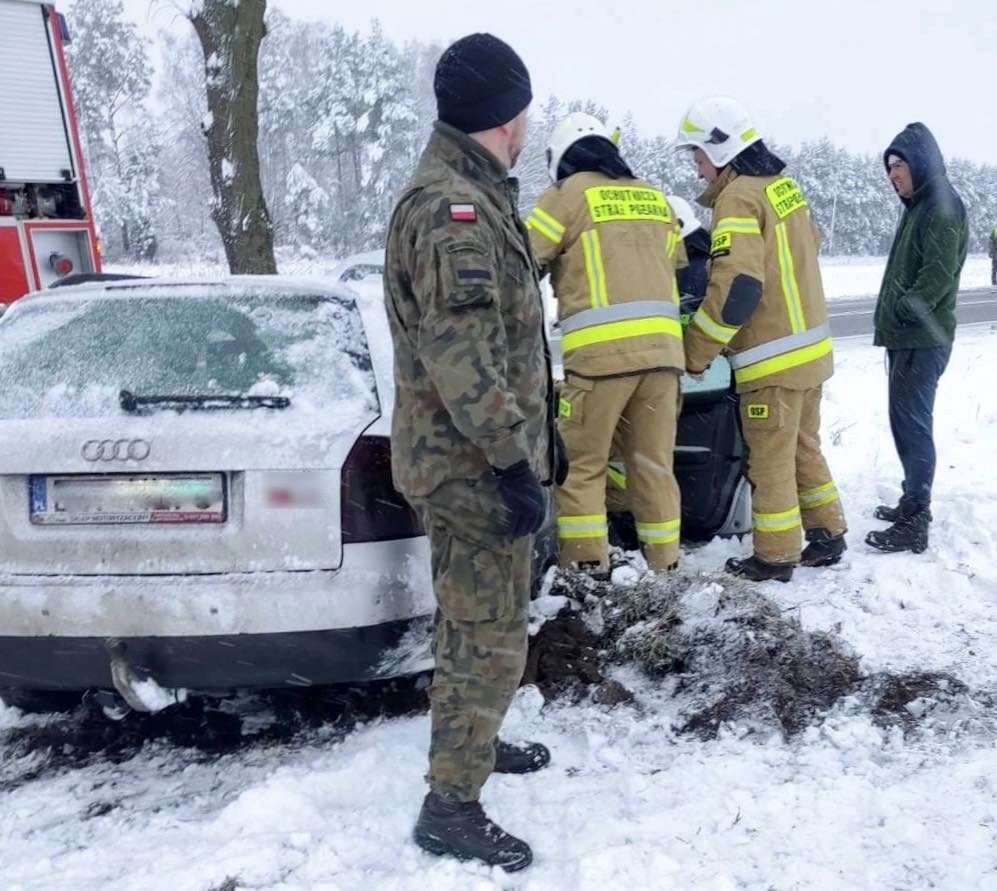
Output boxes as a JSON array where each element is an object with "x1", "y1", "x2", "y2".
[
  {"x1": 602, "y1": 570, "x2": 864, "y2": 737},
  {"x1": 529, "y1": 566, "x2": 864, "y2": 738},
  {"x1": 0, "y1": 676, "x2": 429, "y2": 791},
  {"x1": 529, "y1": 565, "x2": 997, "y2": 741},
  {"x1": 521, "y1": 613, "x2": 633, "y2": 706},
  {"x1": 523, "y1": 566, "x2": 635, "y2": 706},
  {"x1": 867, "y1": 670, "x2": 997, "y2": 738}
]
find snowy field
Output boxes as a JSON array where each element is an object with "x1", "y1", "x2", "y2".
[
  {"x1": 820, "y1": 253, "x2": 993, "y2": 300},
  {"x1": 1, "y1": 318, "x2": 996, "y2": 889},
  {"x1": 105, "y1": 253, "x2": 995, "y2": 302}
]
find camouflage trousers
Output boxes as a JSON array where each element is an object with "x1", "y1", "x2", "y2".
[{"x1": 411, "y1": 476, "x2": 532, "y2": 802}]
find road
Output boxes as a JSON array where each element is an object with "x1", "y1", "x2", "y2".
[
  {"x1": 549, "y1": 287, "x2": 997, "y2": 366},
  {"x1": 827, "y1": 286, "x2": 997, "y2": 339}
]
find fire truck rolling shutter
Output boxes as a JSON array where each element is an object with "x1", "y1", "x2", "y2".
[{"x1": 0, "y1": 0, "x2": 75, "y2": 184}]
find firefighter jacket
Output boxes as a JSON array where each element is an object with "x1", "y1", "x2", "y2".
[
  {"x1": 685, "y1": 166, "x2": 833, "y2": 393},
  {"x1": 527, "y1": 172, "x2": 687, "y2": 379}
]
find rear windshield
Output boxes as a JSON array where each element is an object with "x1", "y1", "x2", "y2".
[{"x1": 0, "y1": 290, "x2": 377, "y2": 420}]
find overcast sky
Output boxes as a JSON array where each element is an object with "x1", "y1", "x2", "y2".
[{"x1": 122, "y1": 0, "x2": 995, "y2": 163}]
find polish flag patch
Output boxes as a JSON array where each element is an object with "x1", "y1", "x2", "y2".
[{"x1": 449, "y1": 203, "x2": 477, "y2": 222}]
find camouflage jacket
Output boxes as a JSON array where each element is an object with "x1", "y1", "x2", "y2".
[{"x1": 384, "y1": 122, "x2": 555, "y2": 498}]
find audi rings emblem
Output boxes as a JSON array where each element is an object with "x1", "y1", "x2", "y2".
[{"x1": 81, "y1": 439, "x2": 151, "y2": 462}]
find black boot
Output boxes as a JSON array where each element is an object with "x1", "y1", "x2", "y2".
[
  {"x1": 413, "y1": 792, "x2": 532, "y2": 872},
  {"x1": 724, "y1": 555, "x2": 794, "y2": 582},
  {"x1": 800, "y1": 528, "x2": 847, "y2": 567},
  {"x1": 494, "y1": 740, "x2": 550, "y2": 774},
  {"x1": 875, "y1": 502, "x2": 932, "y2": 524},
  {"x1": 873, "y1": 503, "x2": 901, "y2": 522},
  {"x1": 576, "y1": 561, "x2": 610, "y2": 582},
  {"x1": 866, "y1": 508, "x2": 930, "y2": 554}
]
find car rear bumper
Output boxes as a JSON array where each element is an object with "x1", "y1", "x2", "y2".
[
  {"x1": 0, "y1": 538, "x2": 436, "y2": 691},
  {"x1": 0, "y1": 619, "x2": 433, "y2": 691}
]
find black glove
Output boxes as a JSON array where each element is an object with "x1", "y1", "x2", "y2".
[
  {"x1": 493, "y1": 460, "x2": 547, "y2": 539},
  {"x1": 554, "y1": 429, "x2": 570, "y2": 486}
]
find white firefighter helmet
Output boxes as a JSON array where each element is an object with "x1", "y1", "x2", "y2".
[
  {"x1": 673, "y1": 96, "x2": 762, "y2": 169},
  {"x1": 546, "y1": 112, "x2": 614, "y2": 181},
  {"x1": 666, "y1": 194, "x2": 702, "y2": 238}
]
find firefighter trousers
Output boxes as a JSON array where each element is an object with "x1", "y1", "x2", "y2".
[
  {"x1": 739, "y1": 385, "x2": 847, "y2": 564},
  {"x1": 557, "y1": 370, "x2": 681, "y2": 571}
]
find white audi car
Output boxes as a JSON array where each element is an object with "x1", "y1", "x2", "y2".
[{"x1": 0, "y1": 276, "x2": 438, "y2": 709}]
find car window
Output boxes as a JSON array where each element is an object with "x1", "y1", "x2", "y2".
[
  {"x1": 681, "y1": 356, "x2": 733, "y2": 394},
  {"x1": 0, "y1": 291, "x2": 377, "y2": 420}
]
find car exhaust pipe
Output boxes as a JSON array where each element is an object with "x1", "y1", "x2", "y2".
[{"x1": 104, "y1": 639, "x2": 187, "y2": 713}]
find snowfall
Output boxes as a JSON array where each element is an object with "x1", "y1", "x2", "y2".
[{"x1": 1, "y1": 258, "x2": 996, "y2": 891}]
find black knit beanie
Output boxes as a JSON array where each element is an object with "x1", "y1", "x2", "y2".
[{"x1": 434, "y1": 33, "x2": 532, "y2": 134}]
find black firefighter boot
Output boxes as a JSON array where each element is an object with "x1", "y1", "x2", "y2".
[
  {"x1": 866, "y1": 506, "x2": 931, "y2": 554},
  {"x1": 800, "y1": 528, "x2": 847, "y2": 567},
  {"x1": 724, "y1": 555, "x2": 794, "y2": 583},
  {"x1": 413, "y1": 791, "x2": 533, "y2": 872},
  {"x1": 494, "y1": 739, "x2": 551, "y2": 774}
]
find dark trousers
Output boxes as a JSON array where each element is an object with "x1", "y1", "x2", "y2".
[{"x1": 887, "y1": 345, "x2": 952, "y2": 511}]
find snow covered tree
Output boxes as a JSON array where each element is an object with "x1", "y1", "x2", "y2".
[
  {"x1": 155, "y1": 31, "x2": 218, "y2": 258},
  {"x1": 73, "y1": 9, "x2": 997, "y2": 265},
  {"x1": 66, "y1": 0, "x2": 161, "y2": 260},
  {"x1": 188, "y1": 0, "x2": 277, "y2": 274},
  {"x1": 352, "y1": 23, "x2": 422, "y2": 249}
]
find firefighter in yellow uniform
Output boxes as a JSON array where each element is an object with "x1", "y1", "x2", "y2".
[
  {"x1": 527, "y1": 113, "x2": 686, "y2": 574},
  {"x1": 673, "y1": 96, "x2": 847, "y2": 582}
]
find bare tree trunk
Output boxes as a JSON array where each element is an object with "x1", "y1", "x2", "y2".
[{"x1": 189, "y1": 0, "x2": 277, "y2": 274}]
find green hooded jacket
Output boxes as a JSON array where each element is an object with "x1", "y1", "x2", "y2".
[{"x1": 874, "y1": 123, "x2": 968, "y2": 349}]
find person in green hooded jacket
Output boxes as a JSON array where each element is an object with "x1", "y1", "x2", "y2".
[{"x1": 867, "y1": 122, "x2": 968, "y2": 555}]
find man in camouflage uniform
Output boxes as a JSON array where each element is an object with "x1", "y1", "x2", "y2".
[{"x1": 383, "y1": 33, "x2": 561, "y2": 873}]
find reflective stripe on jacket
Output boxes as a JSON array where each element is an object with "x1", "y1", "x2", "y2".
[
  {"x1": 528, "y1": 172, "x2": 687, "y2": 378},
  {"x1": 685, "y1": 167, "x2": 833, "y2": 392}
]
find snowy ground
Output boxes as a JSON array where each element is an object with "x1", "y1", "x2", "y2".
[
  {"x1": 2, "y1": 327, "x2": 997, "y2": 889},
  {"x1": 105, "y1": 253, "x2": 995, "y2": 302},
  {"x1": 819, "y1": 253, "x2": 993, "y2": 300}
]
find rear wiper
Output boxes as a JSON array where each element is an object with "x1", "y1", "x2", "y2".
[{"x1": 119, "y1": 389, "x2": 290, "y2": 413}]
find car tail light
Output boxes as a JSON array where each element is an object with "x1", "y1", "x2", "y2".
[{"x1": 341, "y1": 435, "x2": 423, "y2": 543}]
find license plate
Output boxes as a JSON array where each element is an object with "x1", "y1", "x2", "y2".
[{"x1": 28, "y1": 474, "x2": 226, "y2": 525}]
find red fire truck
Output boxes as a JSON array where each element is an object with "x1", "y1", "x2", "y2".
[{"x1": 0, "y1": 0, "x2": 100, "y2": 305}]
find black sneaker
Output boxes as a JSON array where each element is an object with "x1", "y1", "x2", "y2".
[
  {"x1": 413, "y1": 792, "x2": 532, "y2": 872},
  {"x1": 800, "y1": 528, "x2": 847, "y2": 567},
  {"x1": 494, "y1": 740, "x2": 550, "y2": 774},
  {"x1": 866, "y1": 510, "x2": 930, "y2": 554},
  {"x1": 725, "y1": 555, "x2": 794, "y2": 582}
]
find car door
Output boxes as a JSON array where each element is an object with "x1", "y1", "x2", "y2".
[
  {"x1": 673, "y1": 358, "x2": 747, "y2": 540},
  {"x1": 607, "y1": 357, "x2": 747, "y2": 549}
]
